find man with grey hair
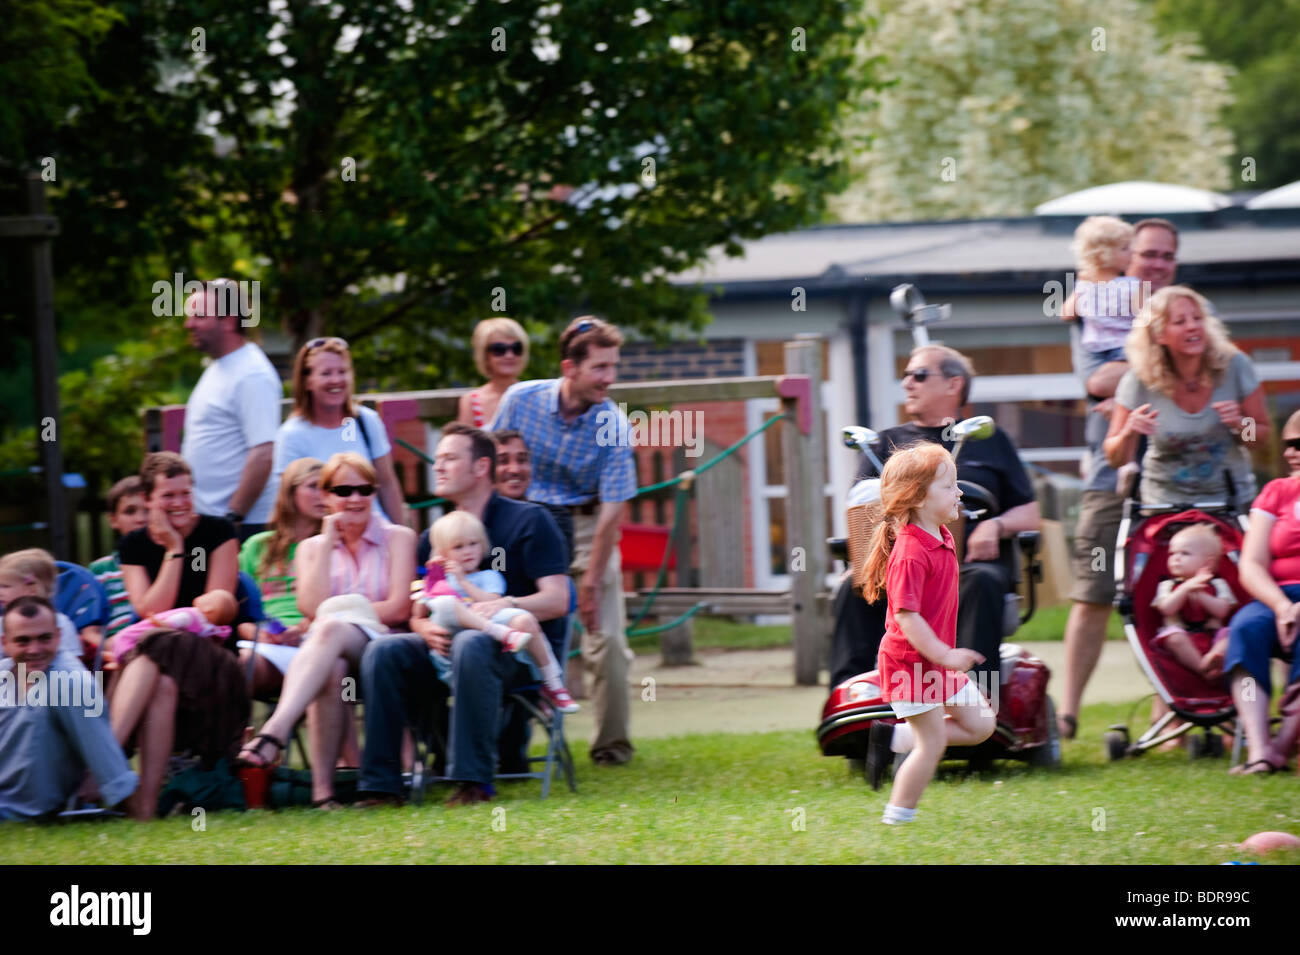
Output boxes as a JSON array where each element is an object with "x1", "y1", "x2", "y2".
[
  {"x1": 830, "y1": 344, "x2": 1041, "y2": 701},
  {"x1": 181, "y1": 278, "x2": 280, "y2": 540}
]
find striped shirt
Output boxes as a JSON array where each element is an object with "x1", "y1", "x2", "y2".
[
  {"x1": 319, "y1": 515, "x2": 392, "y2": 602},
  {"x1": 490, "y1": 379, "x2": 637, "y2": 506},
  {"x1": 88, "y1": 553, "x2": 135, "y2": 638}
]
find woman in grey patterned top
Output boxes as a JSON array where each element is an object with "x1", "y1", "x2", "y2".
[{"x1": 1103, "y1": 286, "x2": 1270, "y2": 513}]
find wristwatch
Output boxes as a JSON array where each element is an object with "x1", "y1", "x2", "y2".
[{"x1": 224, "y1": 510, "x2": 244, "y2": 524}]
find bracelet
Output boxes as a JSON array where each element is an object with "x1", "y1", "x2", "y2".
[{"x1": 167, "y1": 552, "x2": 185, "y2": 560}]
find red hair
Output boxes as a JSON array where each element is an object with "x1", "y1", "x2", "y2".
[{"x1": 858, "y1": 442, "x2": 954, "y2": 601}]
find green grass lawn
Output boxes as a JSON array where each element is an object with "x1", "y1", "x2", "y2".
[
  {"x1": 637, "y1": 603, "x2": 1124, "y2": 655},
  {"x1": 6, "y1": 702, "x2": 1296, "y2": 865}
]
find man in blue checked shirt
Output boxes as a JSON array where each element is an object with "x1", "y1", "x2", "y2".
[{"x1": 491, "y1": 316, "x2": 636, "y2": 766}]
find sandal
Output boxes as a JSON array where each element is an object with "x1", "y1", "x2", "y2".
[
  {"x1": 1229, "y1": 759, "x2": 1281, "y2": 776},
  {"x1": 1057, "y1": 713, "x2": 1078, "y2": 740},
  {"x1": 311, "y1": 798, "x2": 344, "y2": 811},
  {"x1": 235, "y1": 733, "x2": 284, "y2": 769}
]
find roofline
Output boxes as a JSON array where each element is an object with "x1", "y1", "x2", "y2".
[{"x1": 693, "y1": 259, "x2": 1300, "y2": 302}]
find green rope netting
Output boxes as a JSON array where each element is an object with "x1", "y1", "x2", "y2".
[{"x1": 394, "y1": 413, "x2": 790, "y2": 655}]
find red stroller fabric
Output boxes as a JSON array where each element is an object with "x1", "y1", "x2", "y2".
[{"x1": 1122, "y1": 509, "x2": 1247, "y2": 715}]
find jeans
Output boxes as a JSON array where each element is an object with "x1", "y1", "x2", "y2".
[
  {"x1": 1226, "y1": 583, "x2": 1300, "y2": 697},
  {"x1": 358, "y1": 636, "x2": 449, "y2": 796}
]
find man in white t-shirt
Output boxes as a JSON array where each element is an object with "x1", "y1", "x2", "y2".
[{"x1": 180, "y1": 278, "x2": 281, "y2": 539}]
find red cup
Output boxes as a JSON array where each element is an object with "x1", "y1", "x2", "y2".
[{"x1": 237, "y1": 766, "x2": 271, "y2": 809}]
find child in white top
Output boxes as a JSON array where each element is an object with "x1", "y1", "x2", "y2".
[
  {"x1": 1152, "y1": 524, "x2": 1237, "y2": 681},
  {"x1": 417, "y1": 510, "x2": 578, "y2": 713},
  {"x1": 1063, "y1": 215, "x2": 1143, "y2": 376}
]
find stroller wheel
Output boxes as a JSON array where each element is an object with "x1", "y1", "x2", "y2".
[
  {"x1": 1206, "y1": 732, "x2": 1226, "y2": 759},
  {"x1": 1104, "y1": 730, "x2": 1129, "y2": 761},
  {"x1": 1186, "y1": 732, "x2": 1204, "y2": 759}
]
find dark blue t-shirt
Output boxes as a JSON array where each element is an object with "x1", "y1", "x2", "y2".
[{"x1": 418, "y1": 494, "x2": 570, "y2": 656}]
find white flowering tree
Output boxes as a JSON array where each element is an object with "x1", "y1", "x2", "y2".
[{"x1": 832, "y1": 0, "x2": 1236, "y2": 222}]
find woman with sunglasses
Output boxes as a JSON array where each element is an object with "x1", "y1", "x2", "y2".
[
  {"x1": 236, "y1": 453, "x2": 415, "y2": 807},
  {"x1": 458, "y1": 318, "x2": 530, "y2": 428},
  {"x1": 1216, "y1": 409, "x2": 1300, "y2": 774},
  {"x1": 274, "y1": 337, "x2": 406, "y2": 525}
]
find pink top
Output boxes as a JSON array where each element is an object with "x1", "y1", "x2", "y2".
[
  {"x1": 1252, "y1": 476, "x2": 1300, "y2": 586},
  {"x1": 323, "y1": 514, "x2": 393, "y2": 602},
  {"x1": 110, "y1": 607, "x2": 230, "y2": 662}
]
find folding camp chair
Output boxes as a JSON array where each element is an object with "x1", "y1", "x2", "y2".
[{"x1": 409, "y1": 592, "x2": 580, "y2": 803}]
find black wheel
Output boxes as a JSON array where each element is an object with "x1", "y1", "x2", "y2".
[
  {"x1": 1186, "y1": 732, "x2": 1204, "y2": 759},
  {"x1": 1104, "y1": 730, "x2": 1128, "y2": 761},
  {"x1": 1029, "y1": 697, "x2": 1062, "y2": 768},
  {"x1": 1206, "y1": 732, "x2": 1226, "y2": 759}
]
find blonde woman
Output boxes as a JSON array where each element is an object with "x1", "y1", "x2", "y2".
[
  {"x1": 274, "y1": 337, "x2": 405, "y2": 524},
  {"x1": 236, "y1": 457, "x2": 325, "y2": 696},
  {"x1": 458, "y1": 318, "x2": 530, "y2": 428},
  {"x1": 1104, "y1": 286, "x2": 1270, "y2": 512},
  {"x1": 236, "y1": 453, "x2": 415, "y2": 808}
]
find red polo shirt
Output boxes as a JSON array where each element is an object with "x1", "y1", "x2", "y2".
[{"x1": 878, "y1": 522, "x2": 966, "y2": 704}]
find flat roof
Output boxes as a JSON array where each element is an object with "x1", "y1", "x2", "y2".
[{"x1": 674, "y1": 209, "x2": 1300, "y2": 294}]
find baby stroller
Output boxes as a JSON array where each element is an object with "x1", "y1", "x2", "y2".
[{"x1": 1105, "y1": 502, "x2": 1249, "y2": 760}]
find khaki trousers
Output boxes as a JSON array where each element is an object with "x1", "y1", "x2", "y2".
[{"x1": 570, "y1": 512, "x2": 633, "y2": 762}]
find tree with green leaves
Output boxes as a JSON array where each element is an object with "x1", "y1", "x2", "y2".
[
  {"x1": 2, "y1": 0, "x2": 879, "y2": 494},
  {"x1": 42, "y1": 0, "x2": 875, "y2": 381},
  {"x1": 1148, "y1": 0, "x2": 1300, "y2": 190},
  {"x1": 832, "y1": 0, "x2": 1236, "y2": 222}
]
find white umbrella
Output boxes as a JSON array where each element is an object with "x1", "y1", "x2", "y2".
[
  {"x1": 1034, "y1": 181, "x2": 1231, "y2": 215},
  {"x1": 1245, "y1": 180, "x2": 1300, "y2": 209}
]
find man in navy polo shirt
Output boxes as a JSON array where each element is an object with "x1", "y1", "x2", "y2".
[
  {"x1": 356, "y1": 424, "x2": 570, "y2": 806},
  {"x1": 491, "y1": 316, "x2": 637, "y2": 766}
]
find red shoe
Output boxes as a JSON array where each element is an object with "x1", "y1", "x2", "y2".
[
  {"x1": 541, "y1": 684, "x2": 580, "y2": 714},
  {"x1": 503, "y1": 630, "x2": 532, "y2": 653}
]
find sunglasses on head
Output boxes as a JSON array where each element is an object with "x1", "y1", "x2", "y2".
[
  {"x1": 1285, "y1": 438, "x2": 1300, "y2": 451},
  {"x1": 327, "y1": 484, "x2": 375, "y2": 498},
  {"x1": 487, "y1": 341, "x2": 524, "y2": 357},
  {"x1": 902, "y1": 367, "x2": 942, "y2": 383},
  {"x1": 306, "y1": 337, "x2": 348, "y2": 351}
]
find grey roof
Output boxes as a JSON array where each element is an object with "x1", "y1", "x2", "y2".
[{"x1": 674, "y1": 209, "x2": 1300, "y2": 293}]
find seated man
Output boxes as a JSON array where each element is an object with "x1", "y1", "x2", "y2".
[
  {"x1": 0, "y1": 596, "x2": 137, "y2": 821},
  {"x1": 357, "y1": 423, "x2": 570, "y2": 807},
  {"x1": 830, "y1": 345, "x2": 1041, "y2": 699}
]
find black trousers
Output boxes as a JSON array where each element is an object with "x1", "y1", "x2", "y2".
[{"x1": 829, "y1": 560, "x2": 1012, "y2": 693}]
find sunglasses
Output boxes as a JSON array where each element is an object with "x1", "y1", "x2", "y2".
[
  {"x1": 487, "y1": 341, "x2": 524, "y2": 357},
  {"x1": 1285, "y1": 438, "x2": 1300, "y2": 451},
  {"x1": 902, "y1": 367, "x2": 943, "y2": 383},
  {"x1": 306, "y1": 337, "x2": 348, "y2": 351},
  {"x1": 327, "y1": 484, "x2": 375, "y2": 497}
]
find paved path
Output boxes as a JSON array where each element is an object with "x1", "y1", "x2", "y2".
[{"x1": 563, "y1": 641, "x2": 1152, "y2": 742}]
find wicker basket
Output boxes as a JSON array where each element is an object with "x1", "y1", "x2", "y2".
[{"x1": 846, "y1": 501, "x2": 885, "y2": 593}]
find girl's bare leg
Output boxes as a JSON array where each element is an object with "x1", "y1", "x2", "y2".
[
  {"x1": 1230, "y1": 666, "x2": 1271, "y2": 769},
  {"x1": 889, "y1": 707, "x2": 945, "y2": 810},
  {"x1": 128, "y1": 675, "x2": 178, "y2": 821},
  {"x1": 255, "y1": 619, "x2": 368, "y2": 747},
  {"x1": 306, "y1": 657, "x2": 351, "y2": 802},
  {"x1": 110, "y1": 655, "x2": 162, "y2": 745}
]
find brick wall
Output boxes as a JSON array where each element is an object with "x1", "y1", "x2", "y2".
[{"x1": 618, "y1": 338, "x2": 746, "y2": 381}]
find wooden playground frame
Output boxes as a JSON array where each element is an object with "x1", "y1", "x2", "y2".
[{"x1": 144, "y1": 339, "x2": 830, "y2": 684}]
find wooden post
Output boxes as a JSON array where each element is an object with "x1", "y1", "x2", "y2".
[
  {"x1": 657, "y1": 448, "x2": 695, "y2": 666},
  {"x1": 25, "y1": 175, "x2": 68, "y2": 560},
  {"x1": 781, "y1": 342, "x2": 827, "y2": 685}
]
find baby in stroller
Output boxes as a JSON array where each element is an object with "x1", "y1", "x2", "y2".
[{"x1": 1151, "y1": 523, "x2": 1237, "y2": 682}]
